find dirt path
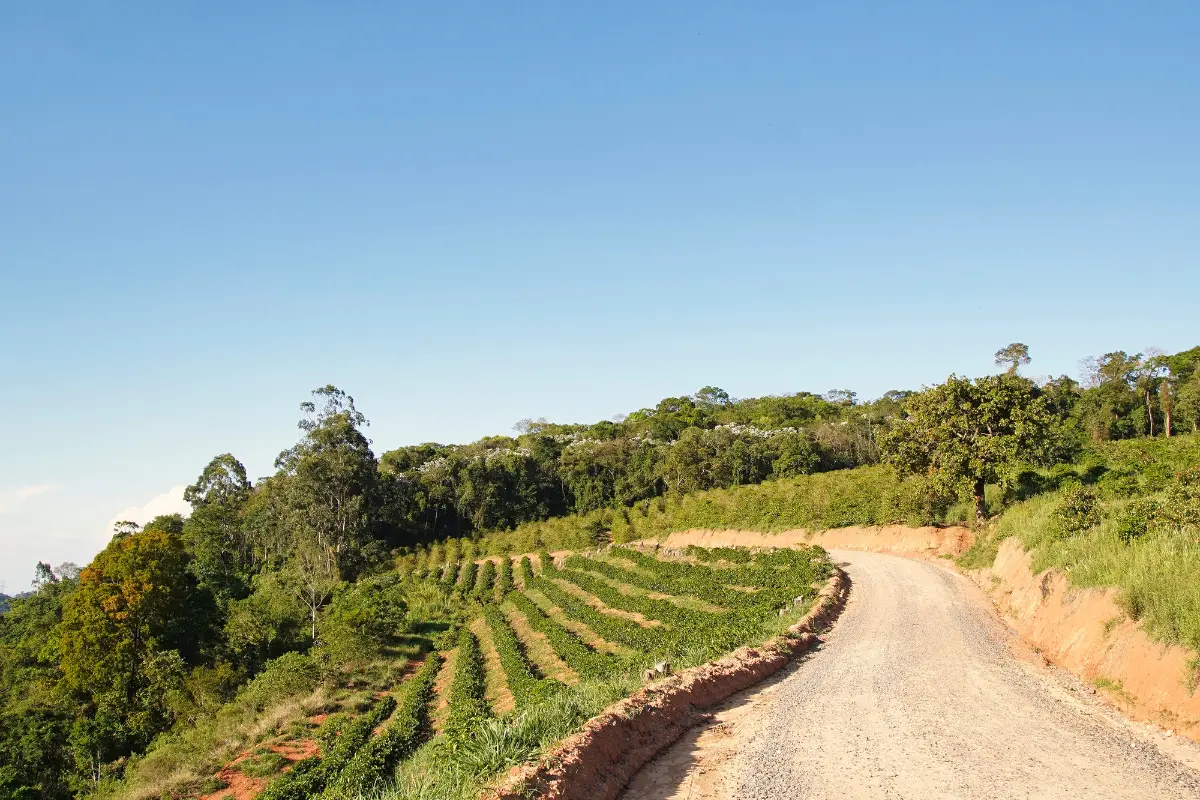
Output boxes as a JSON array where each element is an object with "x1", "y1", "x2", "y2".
[{"x1": 622, "y1": 550, "x2": 1200, "y2": 799}]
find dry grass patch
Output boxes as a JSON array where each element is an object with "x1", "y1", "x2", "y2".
[
  {"x1": 524, "y1": 588, "x2": 630, "y2": 656},
  {"x1": 470, "y1": 615, "x2": 516, "y2": 714},
  {"x1": 548, "y1": 577, "x2": 661, "y2": 627},
  {"x1": 500, "y1": 601, "x2": 580, "y2": 685},
  {"x1": 430, "y1": 646, "x2": 459, "y2": 733}
]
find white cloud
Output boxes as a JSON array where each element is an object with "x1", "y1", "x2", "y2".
[
  {"x1": 106, "y1": 485, "x2": 191, "y2": 535},
  {"x1": 0, "y1": 485, "x2": 57, "y2": 515}
]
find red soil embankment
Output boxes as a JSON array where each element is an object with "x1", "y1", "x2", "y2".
[
  {"x1": 652, "y1": 524, "x2": 973, "y2": 558},
  {"x1": 480, "y1": 569, "x2": 849, "y2": 800},
  {"x1": 976, "y1": 537, "x2": 1200, "y2": 739}
]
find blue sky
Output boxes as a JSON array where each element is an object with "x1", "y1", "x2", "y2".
[{"x1": 1, "y1": 2, "x2": 1198, "y2": 591}]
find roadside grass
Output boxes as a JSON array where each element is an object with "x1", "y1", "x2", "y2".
[{"x1": 954, "y1": 436, "x2": 1200, "y2": 659}]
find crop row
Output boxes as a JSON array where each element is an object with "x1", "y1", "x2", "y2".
[
  {"x1": 505, "y1": 589, "x2": 613, "y2": 678},
  {"x1": 496, "y1": 557, "x2": 514, "y2": 595},
  {"x1": 547, "y1": 557, "x2": 719, "y2": 628},
  {"x1": 321, "y1": 653, "x2": 441, "y2": 798},
  {"x1": 438, "y1": 561, "x2": 460, "y2": 590},
  {"x1": 474, "y1": 560, "x2": 497, "y2": 599},
  {"x1": 459, "y1": 560, "x2": 479, "y2": 594},
  {"x1": 482, "y1": 604, "x2": 557, "y2": 707},
  {"x1": 442, "y1": 627, "x2": 491, "y2": 747},
  {"x1": 609, "y1": 547, "x2": 826, "y2": 610},
  {"x1": 525, "y1": 567, "x2": 657, "y2": 653},
  {"x1": 563, "y1": 552, "x2": 756, "y2": 613},
  {"x1": 258, "y1": 694, "x2": 398, "y2": 800}
]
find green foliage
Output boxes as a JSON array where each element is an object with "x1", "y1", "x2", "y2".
[
  {"x1": 473, "y1": 561, "x2": 496, "y2": 601},
  {"x1": 322, "y1": 654, "x2": 440, "y2": 799},
  {"x1": 879, "y1": 374, "x2": 1063, "y2": 520},
  {"x1": 994, "y1": 435, "x2": 1200, "y2": 655},
  {"x1": 496, "y1": 558, "x2": 513, "y2": 597},
  {"x1": 480, "y1": 606, "x2": 556, "y2": 708},
  {"x1": 258, "y1": 696, "x2": 397, "y2": 800},
  {"x1": 59, "y1": 527, "x2": 216, "y2": 763},
  {"x1": 506, "y1": 591, "x2": 612, "y2": 679},
  {"x1": 241, "y1": 652, "x2": 321, "y2": 711},
  {"x1": 457, "y1": 561, "x2": 478, "y2": 595},
  {"x1": 442, "y1": 629, "x2": 490, "y2": 747},
  {"x1": 1050, "y1": 483, "x2": 1101, "y2": 538},
  {"x1": 316, "y1": 574, "x2": 409, "y2": 668},
  {"x1": 1116, "y1": 498, "x2": 1161, "y2": 544}
]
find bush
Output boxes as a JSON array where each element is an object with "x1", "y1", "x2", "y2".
[
  {"x1": 240, "y1": 653, "x2": 321, "y2": 712},
  {"x1": 496, "y1": 558, "x2": 514, "y2": 596},
  {"x1": 1116, "y1": 498, "x2": 1161, "y2": 544},
  {"x1": 1050, "y1": 483, "x2": 1101, "y2": 538},
  {"x1": 442, "y1": 629, "x2": 490, "y2": 746},
  {"x1": 316, "y1": 575, "x2": 409, "y2": 669},
  {"x1": 474, "y1": 561, "x2": 496, "y2": 600}
]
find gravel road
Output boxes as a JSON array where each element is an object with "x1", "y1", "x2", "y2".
[{"x1": 623, "y1": 550, "x2": 1200, "y2": 800}]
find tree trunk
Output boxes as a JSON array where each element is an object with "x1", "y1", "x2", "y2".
[
  {"x1": 973, "y1": 477, "x2": 987, "y2": 524},
  {"x1": 1163, "y1": 379, "x2": 1173, "y2": 437},
  {"x1": 1146, "y1": 390, "x2": 1155, "y2": 437}
]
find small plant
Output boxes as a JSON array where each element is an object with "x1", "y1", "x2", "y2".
[
  {"x1": 1116, "y1": 497, "x2": 1161, "y2": 544},
  {"x1": 1051, "y1": 483, "x2": 1100, "y2": 538},
  {"x1": 196, "y1": 777, "x2": 230, "y2": 794},
  {"x1": 237, "y1": 750, "x2": 289, "y2": 778}
]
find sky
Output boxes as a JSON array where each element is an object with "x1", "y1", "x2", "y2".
[{"x1": 1, "y1": 2, "x2": 1198, "y2": 592}]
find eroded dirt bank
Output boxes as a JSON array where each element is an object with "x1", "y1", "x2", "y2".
[
  {"x1": 623, "y1": 551, "x2": 1200, "y2": 799},
  {"x1": 976, "y1": 537, "x2": 1200, "y2": 738},
  {"x1": 651, "y1": 525, "x2": 973, "y2": 558}
]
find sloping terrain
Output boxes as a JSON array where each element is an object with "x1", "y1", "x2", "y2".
[{"x1": 624, "y1": 550, "x2": 1200, "y2": 799}]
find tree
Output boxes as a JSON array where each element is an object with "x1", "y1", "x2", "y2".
[
  {"x1": 184, "y1": 453, "x2": 251, "y2": 508},
  {"x1": 273, "y1": 386, "x2": 381, "y2": 580},
  {"x1": 1176, "y1": 372, "x2": 1200, "y2": 434},
  {"x1": 879, "y1": 374, "x2": 1060, "y2": 522},
  {"x1": 994, "y1": 343, "x2": 1031, "y2": 375},
  {"x1": 58, "y1": 528, "x2": 214, "y2": 764},
  {"x1": 183, "y1": 454, "x2": 254, "y2": 601}
]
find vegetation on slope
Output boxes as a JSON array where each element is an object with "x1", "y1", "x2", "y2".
[{"x1": 4, "y1": 342, "x2": 1200, "y2": 798}]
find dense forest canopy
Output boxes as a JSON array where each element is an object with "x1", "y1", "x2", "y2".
[{"x1": 3, "y1": 343, "x2": 1200, "y2": 798}]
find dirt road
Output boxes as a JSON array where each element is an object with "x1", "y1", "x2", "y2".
[{"x1": 623, "y1": 550, "x2": 1200, "y2": 799}]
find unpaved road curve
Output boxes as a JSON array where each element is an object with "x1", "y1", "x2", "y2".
[{"x1": 623, "y1": 550, "x2": 1200, "y2": 800}]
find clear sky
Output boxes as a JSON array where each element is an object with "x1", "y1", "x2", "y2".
[{"x1": 1, "y1": 2, "x2": 1197, "y2": 592}]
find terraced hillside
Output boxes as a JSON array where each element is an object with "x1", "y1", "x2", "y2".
[{"x1": 215, "y1": 545, "x2": 829, "y2": 800}]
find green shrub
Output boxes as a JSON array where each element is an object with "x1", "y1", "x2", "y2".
[
  {"x1": 317, "y1": 574, "x2": 409, "y2": 667},
  {"x1": 458, "y1": 561, "x2": 479, "y2": 594},
  {"x1": 1116, "y1": 498, "x2": 1161, "y2": 544},
  {"x1": 482, "y1": 604, "x2": 558, "y2": 707},
  {"x1": 442, "y1": 628, "x2": 490, "y2": 746},
  {"x1": 496, "y1": 558, "x2": 514, "y2": 596},
  {"x1": 1051, "y1": 483, "x2": 1101, "y2": 538},
  {"x1": 474, "y1": 561, "x2": 496, "y2": 600},
  {"x1": 241, "y1": 653, "x2": 321, "y2": 711},
  {"x1": 236, "y1": 750, "x2": 288, "y2": 778}
]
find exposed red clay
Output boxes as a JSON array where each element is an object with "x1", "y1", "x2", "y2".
[
  {"x1": 974, "y1": 537, "x2": 1200, "y2": 741},
  {"x1": 648, "y1": 525, "x2": 973, "y2": 558}
]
